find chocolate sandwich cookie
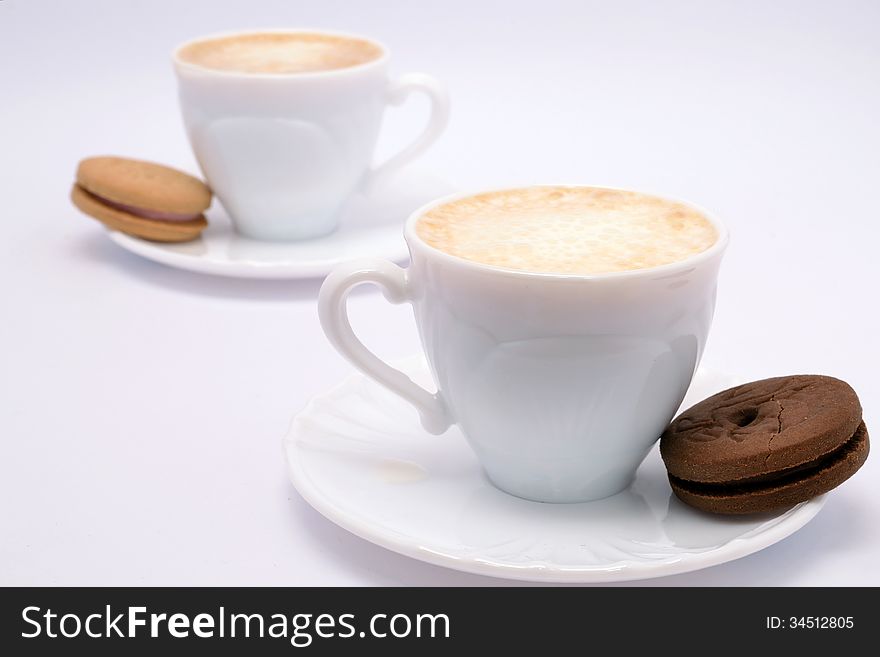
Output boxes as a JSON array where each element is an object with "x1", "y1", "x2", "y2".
[
  {"x1": 72, "y1": 156, "x2": 211, "y2": 242},
  {"x1": 660, "y1": 375, "x2": 869, "y2": 514}
]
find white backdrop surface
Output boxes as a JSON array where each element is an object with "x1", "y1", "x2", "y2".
[{"x1": 1, "y1": 0, "x2": 877, "y2": 585}]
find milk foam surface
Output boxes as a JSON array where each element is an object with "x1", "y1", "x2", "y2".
[
  {"x1": 416, "y1": 187, "x2": 718, "y2": 275},
  {"x1": 178, "y1": 32, "x2": 383, "y2": 74}
]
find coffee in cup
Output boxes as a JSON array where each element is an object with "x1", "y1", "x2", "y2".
[
  {"x1": 176, "y1": 32, "x2": 383, "y2": 75},
  {"x1": 416, "y1": 186, "x2": 717, "y2": 275}
]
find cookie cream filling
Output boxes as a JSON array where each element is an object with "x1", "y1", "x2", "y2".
[
  {"x1": 669, "y1": 423, "x2": 868, "y2": 494},
  {"x1": 80, "y1": 186, "x2": 202, "y2": 222}
]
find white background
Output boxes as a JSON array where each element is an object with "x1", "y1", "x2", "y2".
[{"x1": 1, "y1": 0, "x2": 878, "y2": 586}]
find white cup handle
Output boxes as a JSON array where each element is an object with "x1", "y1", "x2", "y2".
[
  {"x1": 365, "y1": 73, "x2": 450, "y2": 190},
  {"x1": 318, "y1": 259, "x2": 452, "y2": 434}
]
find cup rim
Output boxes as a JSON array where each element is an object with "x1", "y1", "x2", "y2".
[
  {"x1": 171, "y1": 28, "x2": 390, "y2": 79},
  {"x1": 404, "y1": 185, "x2": 730, "y2": 281}
]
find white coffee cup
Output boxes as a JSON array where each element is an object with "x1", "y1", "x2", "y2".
[
  {"x1": 173, "y1": 29, "x2": 449, "y2": 241},
  {"x1": 318, "y1": 186, "x2": 729, "y2": 503}
]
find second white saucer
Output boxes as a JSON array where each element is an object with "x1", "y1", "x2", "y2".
[{"x1": 108, "y1": 166, "x2": 456, "y2": 279}]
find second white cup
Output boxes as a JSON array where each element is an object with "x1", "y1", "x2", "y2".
[{"x1": 173, "y1": 29, "x2": 450, "y2": 241}]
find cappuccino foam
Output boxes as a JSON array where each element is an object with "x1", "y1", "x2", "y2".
[
  {"x1": 416, "y1": 187, "x2": 717, "y2": 275},
  {"x1": 177, "y1": 32, "x2": 383, "y2": 74}
]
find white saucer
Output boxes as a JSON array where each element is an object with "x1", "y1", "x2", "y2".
[
  {"x1": 285, "y1": 357, "x2": 826, "y2": 583},
  {"x1": 108, "y1": 167, "x2": 456, "y2": 280}
]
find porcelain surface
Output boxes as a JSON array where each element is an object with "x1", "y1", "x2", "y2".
[
  {"x1": 174, "y1": 29, "x2": 449, "y2": 241},
  {"x1": 318, "y1": 186, "x2": 729, "y2": 501},
  {"x1": 285, "y1": 357, "x2": 825, "y2": 583},
  {"x1": 109, "y1": 167, "x2": 455, "y2": 279}
]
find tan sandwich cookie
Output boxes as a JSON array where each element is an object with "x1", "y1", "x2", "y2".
[{"x1": 72, "y1": 156, "x2": 211, "y2": 243}]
